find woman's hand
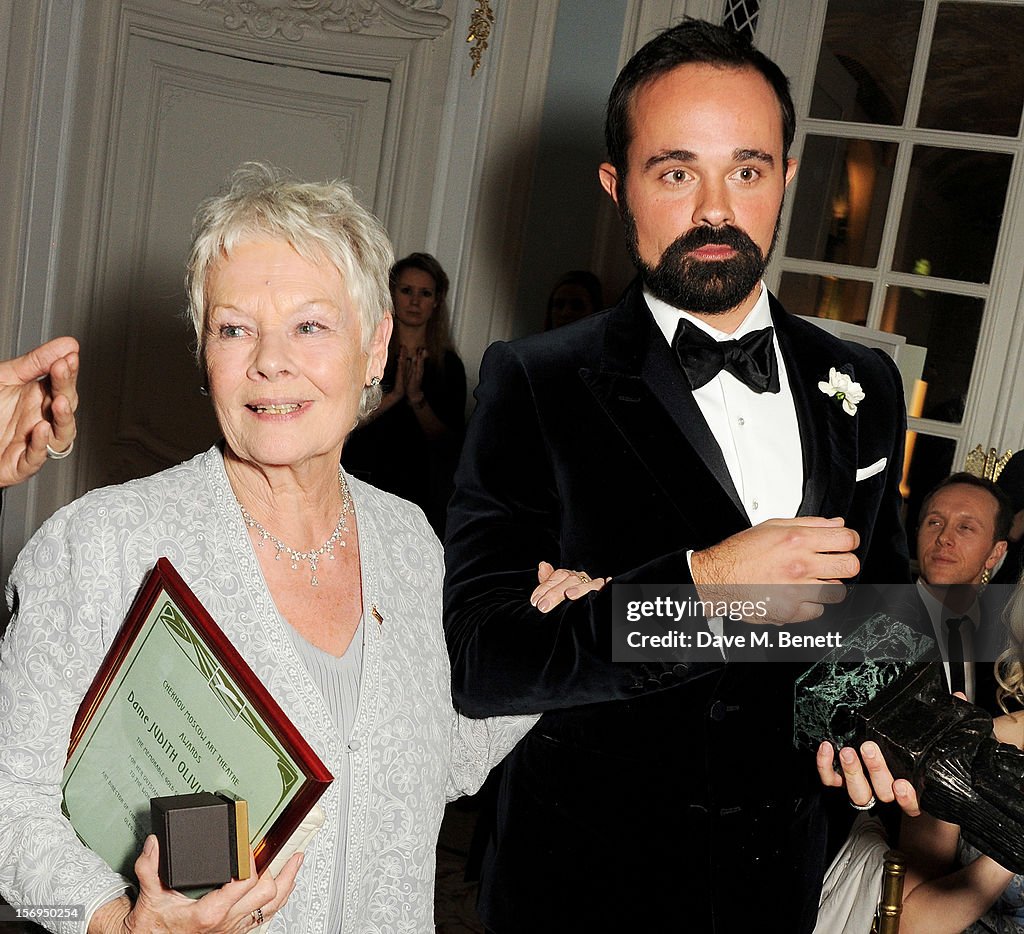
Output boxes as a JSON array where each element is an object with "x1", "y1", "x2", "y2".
[
  {"x1": 816, "y1": 691, "x2": 971, "y2": 817},
  {"x1": 816, "y1": 740, "x2": 921, "y2": 816},
  {"x1": 370, "y1": 348, "x2": 407, "y2": 418},
  {"x1": 91, "y1": 835, "x2": 302, "y2": 933},
  {"x1": 405, "y1": 348, "x2": 427, "y2": 407},
  {"x1": 0, "y1": 336, "x2": 79, "y2": 487},
  {"x1": 530, "y1": 560, "x2": 609, "y2": 613},
  {"x1": 388, "y1": 349, "x2": 407, "y2": 401}
]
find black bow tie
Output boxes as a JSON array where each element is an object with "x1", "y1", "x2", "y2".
[{"x1": 671, "y1": 318, "x2": 780, "y2": 394}]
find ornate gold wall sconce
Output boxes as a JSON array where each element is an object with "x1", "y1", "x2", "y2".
[{"x1": 467, "y1": 0, "x2": 495, "y2": 77}]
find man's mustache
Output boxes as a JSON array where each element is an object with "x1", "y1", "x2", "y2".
[{"x1": 663, "y1": 224, "x2": 763, "y2": 260}]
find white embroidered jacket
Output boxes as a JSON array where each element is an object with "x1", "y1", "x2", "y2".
[{"x1": 0, "y1": 447, "x2": 536, "y2": 933}]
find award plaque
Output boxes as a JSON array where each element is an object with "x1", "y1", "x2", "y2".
[{"x1": 62, "y1": 558, "x2": 333, "y2": 883}]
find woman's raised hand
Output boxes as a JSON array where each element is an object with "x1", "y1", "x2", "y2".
[
  {"x1": 530, "y1": 560, "x2": 609, "y2": 613},
  {"x1": 0, "y1": 336, "x2": 79, "y2": 487},
  {"x1": 405, "y1": 348, "x2": 426, "y2": 404},
  {"x1": 388, "y1": 349, "x2": 408, "y2": 401}
]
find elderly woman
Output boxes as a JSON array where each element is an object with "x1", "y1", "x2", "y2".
[
  {"x1": 0, "y1": 164, "x2": 536, "y2": 934},
  {"x1": 342, "y1": 252, "x2": 465, "y2": 537}
]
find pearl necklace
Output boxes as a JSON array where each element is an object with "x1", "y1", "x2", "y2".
[{"x1": 238, "y1": 469, "x2": 352, "y2": 587}]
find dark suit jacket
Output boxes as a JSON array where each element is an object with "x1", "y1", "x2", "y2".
[
  {"x1": 906, "y1": 584, "x2": 1015, "y2": 715},
  {"x1": 443, "y1": 285, "x2": 910, "y2": 933}
]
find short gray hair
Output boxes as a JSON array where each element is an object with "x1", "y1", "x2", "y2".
[{"x1": 186, "y1": 162, "x2": 394, "y2": 418}]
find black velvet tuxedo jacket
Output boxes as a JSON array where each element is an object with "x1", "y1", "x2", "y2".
[{"x1": 443, "y1": 284, "x2": 911, "y2": 933}]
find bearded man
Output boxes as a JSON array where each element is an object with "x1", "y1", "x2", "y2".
[{"x1": 443, "y1": 19, "x2": 910, "y2": 933}]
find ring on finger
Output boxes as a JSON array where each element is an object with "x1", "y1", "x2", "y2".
[
  {"x1": 577, "y1": 572, "x2": 591, "y2": 584},
  {"x1": 251, "y1": 907, "x2": 265, "y2": 926},
  {"x1": 850, "y1": 794, "x2": 877, "y2": 811},
  {"x1": 45, "y1": 440, "x2": 74, "y2": 460}
]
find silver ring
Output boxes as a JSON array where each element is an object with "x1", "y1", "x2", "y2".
[
  {"x1": 850, "y1": 794, "x2": 877, "y2": 811},
  {"x1": 45, "y1": 440, "x2": 74, "y2": 460},
  {"x1": 251, "y1": 907, "x2": 265, "y2": 925}
]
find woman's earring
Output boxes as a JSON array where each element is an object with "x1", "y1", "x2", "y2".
[
  {"x1": 369, "y1": 376, "x2": 382, "y2": 387},
  {"x1": 199, "y1": 385, "x2": 210, "y2": 397}
]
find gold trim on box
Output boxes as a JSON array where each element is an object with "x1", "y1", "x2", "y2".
[
  {"x1": 467, "y1": 0, "x2": 495, "y2": 77},
  {"x1": 964, "y1": 444, "x2": 1014, "y2": 482}
]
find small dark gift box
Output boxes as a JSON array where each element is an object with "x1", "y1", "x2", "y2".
[{"x1": 150, "y1": 792, "x2": 235, "y2": 889}]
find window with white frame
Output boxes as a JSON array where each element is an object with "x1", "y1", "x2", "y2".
[{"x1": 773, "y1": 0, "x2": 1024, "y2": 525}]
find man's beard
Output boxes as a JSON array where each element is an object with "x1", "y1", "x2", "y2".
[{"x1": 621, "y1": 198, "x2": 782, "y2": 315}]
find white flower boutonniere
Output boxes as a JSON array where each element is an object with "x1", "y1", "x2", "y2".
[{"x1": 818, "y1": 366, "x2": 865, "y2": 416}]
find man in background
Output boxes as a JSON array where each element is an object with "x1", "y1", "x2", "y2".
[{"x1": 915, "y1": 473, "x2": 1011, "y2": 710}]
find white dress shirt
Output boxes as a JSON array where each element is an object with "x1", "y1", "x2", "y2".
[{"x1": 646, "y1": 283, "x2": 805, "y2": 521}]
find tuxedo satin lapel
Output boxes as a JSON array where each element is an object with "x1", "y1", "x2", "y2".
[
  {"x1": 580, "y1": 290, "x2": 748, "y2": 534},
  {"x1": 772, "y1": 302, "x2": 857, "y2": 519}
]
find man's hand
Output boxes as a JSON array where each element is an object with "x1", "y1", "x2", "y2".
[
  {"x1": 690, "y1": 517, "x2": 859, "y2": 623},
  {"x1": 0, "y1": 336, "x2": 79, "y2": 488}
]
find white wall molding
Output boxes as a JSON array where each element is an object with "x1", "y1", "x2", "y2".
[
  {"x1": 448, "y1": 0, "x2": 560, "y2": 383},
  {"x1": 171, "y1": 0, "x2": 449, "y2": 40},
  {"x1": 0, "y1": 0, "x2": 89, "y2": 576}
]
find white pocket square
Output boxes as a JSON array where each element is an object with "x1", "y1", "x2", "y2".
[{"x1": 855, "y1": 458, "x2": 887, "y2": 482}]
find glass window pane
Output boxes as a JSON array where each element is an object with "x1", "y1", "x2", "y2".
[
  {"x1": 880, "y1": 286, "x2": 983, "y2": 424},
  {"x1": 778, "y1": 272, "x2": 872, "y2": 324},
  {"x1": 892, "y1": 146, "x2": 1012, "y2": 284},
  {"x1": 810, "y1": 0, "x2": 923, "y2": 126},
  {"x1": 919, "y1": 3, "x2": 1024, "y2": 136},
  {"x1": 904, "y1": 433, "x2": 956, "y2": 562},
  {"x1": 786, "y1": 136, "x2": 896, "y2": 266}
]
